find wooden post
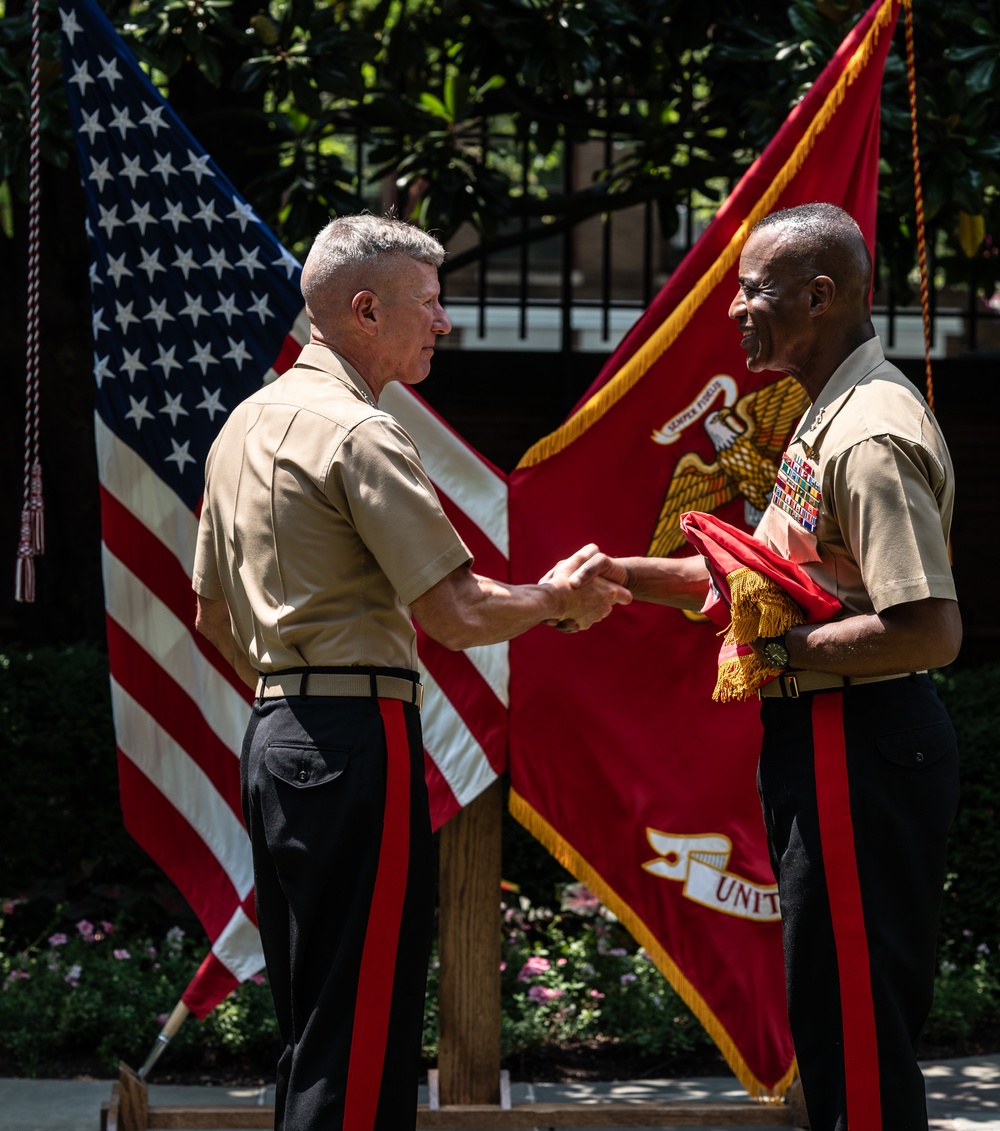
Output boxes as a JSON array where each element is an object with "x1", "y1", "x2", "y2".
[{"x1": 437, "y1": 777, "x2": 503, "y2": 1105}]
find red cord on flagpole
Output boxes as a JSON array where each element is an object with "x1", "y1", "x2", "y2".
[
  {"x1": 15, "y1": 0, "x2": 45, "y2": 603},
  {"x1": 902, "y1": 0, "x2": 935, "y2": 413}
]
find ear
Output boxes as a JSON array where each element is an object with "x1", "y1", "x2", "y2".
[
  {"x1": 351, "y1": 290, "x2": 379, "y2": 336},
  {"x1": 808, "y1": 275, "x2": 835, "y2": 317}
]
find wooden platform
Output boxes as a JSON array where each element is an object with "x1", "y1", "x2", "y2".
[{"x1": 102, "y1": 1064, "x2": 808, "y2": 1130}]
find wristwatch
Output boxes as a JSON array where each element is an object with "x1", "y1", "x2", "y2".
[{"x1": 760, "y1": 634, "x2": 790, "y2": 671}]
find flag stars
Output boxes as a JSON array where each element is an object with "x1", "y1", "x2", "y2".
[
  {"x1": 97, "y1": 55, "x2": 122, "y2": 89},
  {"x1": 213, "y1": 294, "x2": 240, "y2": 325},
  {"x1": 152, "y1": 343, "x2": 183, "y2": 379},
  {"x1": 114, "y1": 299, "x2": 141, "y2": 333},
  {"x1": 189, "y1": 342, "x2": 220, "y2": 376},
  {"x1": 151, "y1": 150, "x2": 179, "y2": 182},
  {"x1": 125, "y1": 395, "x2": 155, "y2": 430},
  {"x1": 223, "y1": 336, "x2": 252, "y2": 370},
  {"x1": 196, "y1": 386, "x2": 226, "y2": 419},
  {"x1": 193, "y1": 197, "x2": 221, "y2": 229},
  {"x1": 183, "y1": 150, "x2": 215, "y2": 185},
  {"x1": 59, "y1": 7, "x2": 83, "y2": 45},
  {"x1": 137, "y1": 246, "x2": 166, "y2": 282},
  {"x1": 105, "y1": 252, "x2": 133, "y2": 286},
  {"x1": 68, "y1": 59, "x2": 94, "y2": 94},
  {"x1": 180, "y1": 291, "x2": 211, "y2": 326},
  {"x1": 79, "y1": 108, "x2": 105, "y2": 144},
  {"x1": 144, "y1": 299, "x2": 175, "y2": 332},
  {"x1": 109, "y1": 103, "x2": 136, "y2": 139},
  {"x1": 227, "y1": 199, "x2": 258, "y2": 232},
  {"x1": 97, "y1": 203, "x2": 125, "y2": 239},
  {"x1": 92, "y1": 307, "x2": 111, "y2": 336},
  {"x1": 236, "y1": 244, "x2": 265, "y2": 277},
  {"x1": 161, "y1": 200, "x2": 189, "y2": 232},
  {"x1": 128, "y1": 200, "x2": 156, "y2": 237},
  {"x1": 172, "y1": 248, "x2": 199, "y2": 280},
  {"x1": 93, "y1": 353, "x2": 114, "y2": 388},
  {"x1": 248, "y1": 291, "x2": 272, "y2": 321},
  {"x1": 120, "y1": 347, "x2": 147, "y2": 382},
  {"x1": 160, "y1": 391, "x2": 189, "y2": 426},
  {"x1": 165, "y1": 438, "x2": 197, "y2": 472},
  {"x1": 120, "y1": 155, "x2": 148, "y2": 189},
  {"x1": 88, "y1": 156, "x2": 114, "y2": 193},
  {"x1": 272, "y1": 246, "x2": 301, "y2": 280},
  {"x1": 139, "y1": 103, "x2": 168, "y2": 137},
  {"x1": 204, "y1": 245, "x2": 233, "y2": 279}
]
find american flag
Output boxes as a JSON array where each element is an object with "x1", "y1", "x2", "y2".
[{"x1": 59, "y1": 0, "x2": 508, "y2": 1015}]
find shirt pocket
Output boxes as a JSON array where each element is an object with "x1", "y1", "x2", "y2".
[
  {"x1": 265, "y1": 742, "x2": 350, "y2": 788},
  {"x1": 876, "y1": 721, "x2": 955, "y2": 771},
  {"x1": 758, "y1": 506, "x2": 822, "y2": 566}
]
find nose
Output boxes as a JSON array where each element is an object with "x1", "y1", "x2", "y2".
[
  {"x1": 728, "y1": 288, "x2": 746, "y2": 321},
  {"x1": 432, "y1": 301, "x2": 451, "y2": 335}
]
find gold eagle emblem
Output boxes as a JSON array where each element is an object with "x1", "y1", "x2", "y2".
[{"x1": 647, "y1": 375, "x2": 808, "y2": 558}]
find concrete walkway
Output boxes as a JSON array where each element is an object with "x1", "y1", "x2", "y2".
[{"x1": 1, "y1": 1056, "x2": 998, "y2": 1130}]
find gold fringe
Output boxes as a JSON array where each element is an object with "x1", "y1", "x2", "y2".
[
  {"x1": 516, "y1": 0, "x2": 898, "y2": 471},
  {"x1": 726, "y1": 567, "x2": 805, "y2": 645},
  {"x1": 713, "y1": 651, "x2": 782, "y2": 703},
  {"x1": 508, "y1": 788, "x2": 798, "y2": 1101}
]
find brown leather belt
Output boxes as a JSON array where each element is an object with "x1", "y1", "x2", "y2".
[
  {"x1": 256, "y1": 671, "x2": 423, "y2": 710},
  {"x1": 758, "y1": 670, "x2": 922, "y2": 700}
]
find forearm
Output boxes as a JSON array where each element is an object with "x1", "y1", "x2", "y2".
[
  {"x1": 419, "y1": 573, "x2": 567, "y2": 650},
  {"x1": 785, "y1": 597, "x2": 962, "y2": 677},
  {"x1": 195, "y1": 596, "x2": 259, "y2": 690},
  {"x1": 617, "y1": 554, "x2": 711, "y2": 611}
]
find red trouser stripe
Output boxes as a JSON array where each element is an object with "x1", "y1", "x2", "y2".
[
  {"x1": 812, "y1": 691, "x2": 882, "y2": 1130},
  {"x1": 342, "y1": 699, "x2": 411, "y2": 1131}
]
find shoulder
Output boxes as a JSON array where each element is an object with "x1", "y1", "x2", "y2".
[{"x1": 826, "y1": 358, "x2": 941, "y2": 456}]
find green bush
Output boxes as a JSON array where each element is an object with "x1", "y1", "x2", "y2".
[{"x1": 935, "y1": 664, "x2": 1000, "y2": 960}]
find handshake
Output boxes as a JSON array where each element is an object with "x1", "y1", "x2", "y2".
[{"x1": 538, "y1": 544, "x2": 633, "y2": 633}]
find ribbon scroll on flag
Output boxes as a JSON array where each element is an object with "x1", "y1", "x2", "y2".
[{"x1": 506, "y1": 0, "x2": 901, "y2": 1098}]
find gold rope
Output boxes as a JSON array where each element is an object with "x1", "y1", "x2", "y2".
[
  {"x1": 508, "y1": 787, "x2": 799, "y2": 1101},
  {"x1": 516, "y1": 0, "x2": 899, "y2": 470}
]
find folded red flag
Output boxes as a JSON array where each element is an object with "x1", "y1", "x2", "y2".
[{"x1": 680, "y1": 510, "x2": 842, "y2": 700}]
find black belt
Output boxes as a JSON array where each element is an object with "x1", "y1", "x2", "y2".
[
  {"x1": 256, "y1": 669, "x2": 423, "y2": 709},
  {"x1": 758, "y1": 670, "x2": 923, "y2": 699}
]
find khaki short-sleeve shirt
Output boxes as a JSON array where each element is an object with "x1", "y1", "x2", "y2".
[
  {"x1": 192, "y1": 345, "x2": 471, "y2": 672},
  {"x1": 754, "y1": 337, "x2": 956, "y2": 617}
]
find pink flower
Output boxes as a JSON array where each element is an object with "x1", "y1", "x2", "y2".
[
  {"x1": 249, "y1": 972, "x2": 266, "y2": 985},
  {"x1": 560, "y1": 882, "x2": 601, "y2": 916},
  {"x1": 76, "y1": 919, "x2": 95, "y2": 940},
  {"x1": 101, "y1": 921, "x2": 115, "y2": 934},
  {"x1": 113, "y1": 949, "x2": 131, "y2": 960},
  {"x1": 64, "y1": 964, "x2": 82, "y2": 987},
  {"x1": 589, "y1": 989, "x2": 605, "y2": 999},
  {"x1": 620, "y1": 972, "x2": 637, "y2": 985},
  {"x1": 527, "y1": 985, "x2": 564, "y2": 1004},
  {"x1": 556, "y1": 957, "x2": 567, "y2": 966},
  {"x1": 3, "y1": 970, "x2": 30, "y2": 990},
  {"x1": 48, "y1": 933, "x2": 68, "y2": 947},
  {"x1": 517, "y1": 956, "x2": 551, "y2": 982}
]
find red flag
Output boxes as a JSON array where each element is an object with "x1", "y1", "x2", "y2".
[
  {"x1": 506, "y1": 0, "x2": 900, "y2": 1098},
  {"x1": 59, "y1": 0, "x2": 508, "y2": 1016}
]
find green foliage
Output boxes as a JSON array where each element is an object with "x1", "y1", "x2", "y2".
[
  {"x1": 1, "y1": 0, "x2": 997, "y2": 297},
  {"x1": 0, "y1": 908, "x2": 279, "y2": 1076},
  {"x1": 935, "y1": 663, "x2": 1000, "y2": 958},
  {"x1": 0, "y1": 645, "x2": 200, "y2": 945}
]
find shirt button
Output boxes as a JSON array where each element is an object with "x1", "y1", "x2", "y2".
[
  {"x1": 298, "y1": 769, "x2": 309, "y2": 782},
  {"x1": 915, "y1": 752, "x2": 925, "y2": 763}
]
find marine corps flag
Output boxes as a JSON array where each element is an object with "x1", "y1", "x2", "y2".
[{"x1": 506, "y1": 0, "x2": 901, "y2": 1098}]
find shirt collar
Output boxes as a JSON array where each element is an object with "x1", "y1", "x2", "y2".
[
  {"x1": 294, "y1": 342, "x2": 379, "y2": 408},
  {"x1": 793, "y1": 336, "x2": 885, "y2": 450}
]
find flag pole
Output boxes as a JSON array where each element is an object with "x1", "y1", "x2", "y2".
[{"x1": 137, "y1": 999, "x2": 190, "y2": 1080}]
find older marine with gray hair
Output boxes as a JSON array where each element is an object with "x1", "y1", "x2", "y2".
[{"x1": 192, "y1": 212, "x2": 630, "y2": 1131}]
